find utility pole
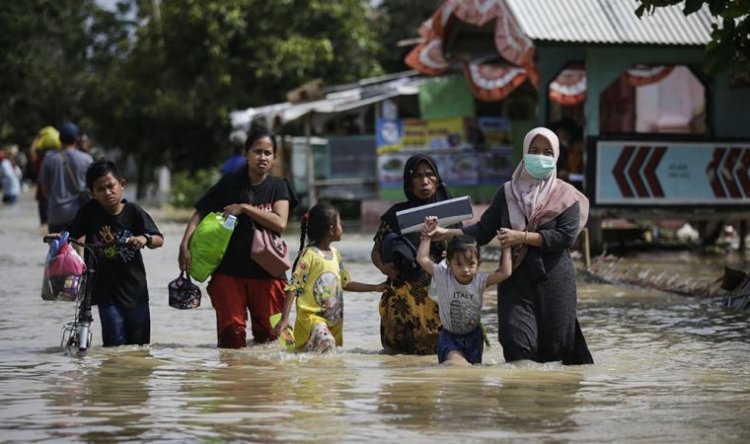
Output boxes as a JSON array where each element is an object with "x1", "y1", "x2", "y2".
[{"x1": 305, "y1": 114, "x2": 317, "y2": 207}]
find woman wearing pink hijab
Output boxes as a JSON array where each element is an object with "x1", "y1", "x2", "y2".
[{"x1": 428, "y1": 127, "x2": 593, "y2": 365}]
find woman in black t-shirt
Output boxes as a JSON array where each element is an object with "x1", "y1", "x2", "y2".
[{"x1": 178, "y1": 130, "x2": 298, "y2": 348}]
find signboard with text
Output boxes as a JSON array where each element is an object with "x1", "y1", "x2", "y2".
[
  {"x1": 376, "y1": 117, "x2": 516, "y2": 201},
  {"x1": 592, "y1": 139, "x2": 750, "y2": 206}
]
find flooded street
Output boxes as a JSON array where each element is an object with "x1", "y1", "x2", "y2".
[{"x1": 2, "y1": 195, "x2": 750, "y2": 443}]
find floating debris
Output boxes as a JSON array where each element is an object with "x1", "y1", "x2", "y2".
[
  {"x1": 580, "y1": 256, "x2": 716, "y2": 297},
  {"x1": 580, "y1": 257, "x2": 750, "y2": 310},
  {"x1": 721, "y1": 268, "x2": 750, "y2": 310}
]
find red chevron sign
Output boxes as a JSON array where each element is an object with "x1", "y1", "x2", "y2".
[
  {"x1": 611, "y1": 145, "x2": 667, "y2": 198},
  {"x1": 706, "y1": 147, "x2": 750, "y2": 198},
  {"x1": 598, "y1": 140, "x2": 750, "y2": 205}
]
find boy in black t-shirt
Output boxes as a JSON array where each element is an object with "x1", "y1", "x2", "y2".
[{"x1": 66, "y1": 160, "x2": 164, "y2": 347}]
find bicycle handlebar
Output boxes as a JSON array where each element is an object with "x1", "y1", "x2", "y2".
[
  {"x1": 43, "y1": 234, "x2": 82, "y2": 246},
  {"x1": 43, "y1": 235, "x2": 129, "y2": 248}
]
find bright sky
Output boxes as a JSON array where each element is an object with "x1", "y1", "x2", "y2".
[{"x1": 95, "y1": 0, "x2": 119, "y2": 12}]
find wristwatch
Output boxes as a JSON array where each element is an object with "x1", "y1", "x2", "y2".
[{"x1": 144, "y1": 233, "x2": 153, "y2": 247}]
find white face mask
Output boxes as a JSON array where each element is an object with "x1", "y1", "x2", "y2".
[{"x1": 523, "y1": 154, "x2": 556, "y2": 179}]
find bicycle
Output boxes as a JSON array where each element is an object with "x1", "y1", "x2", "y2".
[{"x1": 43, "y1": 235, "x2": 98, "y2": 357}]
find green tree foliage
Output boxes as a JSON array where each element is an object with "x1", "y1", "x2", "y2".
[
  {"x1": 373, "y1": 0, "x2": 444, "y2": 73},
  {"x1": 635, "y1": 0, "x2": 750, "y2": 74},
  {"x1": 0, "y1": 0, "x2": 107, "y2": 142},
  {"x1": 0, "y1": 0, "x2": 384, "y2": 197},
  {"x1": 83, "y1": 0, "x2": 386, "y2": 195},
  {"x1": 170, "y1": 167, "x2": 221, "y2": 208}
]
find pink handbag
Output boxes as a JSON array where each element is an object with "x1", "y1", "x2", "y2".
[{"x1": 251, "y1": 225, "x2": 291, "y2": 276}]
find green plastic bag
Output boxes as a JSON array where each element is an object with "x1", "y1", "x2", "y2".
[{"x1": 188, "y1": 212, "x2": 235, "y2": 282}]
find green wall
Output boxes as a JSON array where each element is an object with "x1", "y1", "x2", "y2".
[{"x1": 712, "y1": 72, "x2": 750, "y2": 138}]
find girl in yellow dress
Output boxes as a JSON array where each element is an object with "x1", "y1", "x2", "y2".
[{"x1": 274, "y1": 203, "x2": 387, "y2": 352}]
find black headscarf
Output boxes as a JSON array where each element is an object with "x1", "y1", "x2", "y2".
[
  {"x1": 382, "y1": 154, "x2": 452, "y2": 246},
  {"x1": 401, "y1": 154, "x2": 452, "y2": 206}
]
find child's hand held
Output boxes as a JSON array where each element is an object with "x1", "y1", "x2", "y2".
[
  {"x1": 375, "y1": 281, "x2": 389, "y2": 292},
  {"x1": 421, "y1": 216, "x2": 438, "y2": 238},
  {"x1": 425, "y1": 215, "x2": 438, "y2": 229},
  {"x1": 497, "y1": 228, "x2": 513, "y2": 247}
]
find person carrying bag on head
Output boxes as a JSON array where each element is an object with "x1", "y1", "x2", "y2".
[{"x1": 178, "y1": 129, "x2": 298, "y2": 349}]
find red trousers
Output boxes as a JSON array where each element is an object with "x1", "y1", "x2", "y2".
[{"x1": 207, "y1": 273, "x2": 286, "y2": 348}]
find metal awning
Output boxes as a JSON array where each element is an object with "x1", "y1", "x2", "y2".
[{"x1": 230, "y1": 73, "x2": 428, "y2": 130}]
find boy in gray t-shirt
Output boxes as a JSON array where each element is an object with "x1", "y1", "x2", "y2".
[{"x1": 417, "y1": 216, "x2": 512, "y2": 365}]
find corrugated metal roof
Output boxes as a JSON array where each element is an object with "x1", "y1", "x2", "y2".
[
  {"x1": 505, "y1": 0, "x2": 713, "y2": 45},
  {"x1": 230, "y1": 72, "x2": 431, "y2": 130}
]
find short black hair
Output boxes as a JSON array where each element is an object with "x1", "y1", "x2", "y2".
[
  {"x1": 244, "y1": 129, "x2": 277, "y2": 155},
  {"x1": 446, "y1": 234, "x2": 480, "y2": 262},
  {"x1": 85, "y1": 159, "x2": 122, "y2": 190}
]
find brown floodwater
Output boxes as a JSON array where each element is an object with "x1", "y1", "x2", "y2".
[{"x1": 2, "y1": 196, "x2": 749, "y2": 442}]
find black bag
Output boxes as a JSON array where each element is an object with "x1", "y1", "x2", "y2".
[
  {"x1": 168, "y1": 271, "x2": 201, "y2": 309},
  {"x1": 381, "y1": 232, "x2": 422, "y2": 283}
]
